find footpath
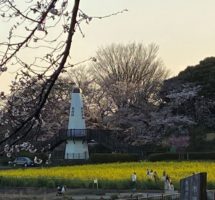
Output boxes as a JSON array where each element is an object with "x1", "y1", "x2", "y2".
[{"x1": 0, "y1": 188, "x2": 180, "y2": 200}]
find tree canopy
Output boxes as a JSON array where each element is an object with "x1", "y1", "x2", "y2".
[
  {"x1": 178, "y1": 57, "x2": 215, "y2": 98},
  {"x1": 92, "y1": 43, "x2": 168, "y2": 109}
]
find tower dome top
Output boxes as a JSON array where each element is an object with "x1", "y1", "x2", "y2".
[{"x1": 72, "y1": 87, "x2": 80, "y2": 93}]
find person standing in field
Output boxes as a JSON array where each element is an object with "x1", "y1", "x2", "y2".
[
  {"x1": 153, "y1": 171, "x2": 159, "y2": 183},
  {"x1": 131, "y1": 172, "x2": 137, "y2": 191},
  {"x1": 161, "y1": 171, "x2": 166, "y2": 181},
  {"x1": 161, "y1": 171, "x2": 169, "y2": 192},
  {"x1": 146, "y1": 169, "x2": 150, "y2": 178},
  {"x1": 149, "y1": 169, "x2": 154, "y2": 179}
]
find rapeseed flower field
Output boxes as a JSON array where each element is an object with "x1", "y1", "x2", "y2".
[{"x1": 0, "y1": 161, "x2": 214, "y2": 189}]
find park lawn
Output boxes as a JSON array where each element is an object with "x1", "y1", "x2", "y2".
[{"x1": 0, "y1": 161, "x2": 214, "y2": 189}]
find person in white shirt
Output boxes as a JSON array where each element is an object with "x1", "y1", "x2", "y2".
[
  {"x1": 131, "y1": 172, "x2": 137, "y2": 191},
  {"x1": 169, "y1": 182, "x2": 174, "y2": 192},
  {"x1": 61, "y1": 185, "x2": 66, "y2": 195}
]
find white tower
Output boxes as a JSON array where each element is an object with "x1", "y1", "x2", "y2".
[{"x1": 64, "y1": 87, "x2": 89, "y2": 160}]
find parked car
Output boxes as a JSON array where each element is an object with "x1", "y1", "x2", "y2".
[{"x1": 9, "y1": 157, "x2": 34, "y2": 167}]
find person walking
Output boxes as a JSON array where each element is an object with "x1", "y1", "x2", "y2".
[
  {"x1": 169, "y1": 182, "x2": 174, "y2": 192},
  {"x1": 56, "y1": 185, "x2": 62, "y2": 196},
  {"x1": 61, "y1": 185, "x2": 66, "y2": 195},
  {"x1": 131, "y1": 172, "x2": 137, "y2": 192},
  {"x1": 165, "y1": 175, "x2": 171, "y2": 193}
]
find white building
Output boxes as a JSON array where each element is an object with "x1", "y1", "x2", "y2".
[{"x1": 64, "y1": 87, "x2": 89, "y2": 160}]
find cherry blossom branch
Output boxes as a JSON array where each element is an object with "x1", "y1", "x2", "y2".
[
  {"x1": 0, "y1": 0, "x2": 57, "y2": 68},
  {"x1": 7, "y1": 0, "x2": 39, "y2": 23},
  {"x1": 0, "y1": 0, "x2": 80, "y2": 147}
]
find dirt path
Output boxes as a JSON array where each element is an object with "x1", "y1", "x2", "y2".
[{"x1": 0, "y1": 188, "x2": 170, "y2": 200}]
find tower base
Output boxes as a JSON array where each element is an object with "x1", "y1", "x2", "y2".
[{"x1": 64, "y1": 140, "x2": 89, "y2": 160}]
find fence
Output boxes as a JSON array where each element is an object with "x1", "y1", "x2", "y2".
[
  {"x1": 121, "y1": 193, "x2": 180, "y2": 200},
  {"x1": 65, "y1": 152, "x2": 88, "y2": 159},
  {"x1": 207, "y1": 190, "x2": 215, "y2": 200},
  {"x1": 32, "y1": 128, "x2": 160, "y2": 156}
]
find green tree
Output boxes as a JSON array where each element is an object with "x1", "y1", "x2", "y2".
[{"x1": 178, "y1": 57, "x2": 215, "y2": 98}]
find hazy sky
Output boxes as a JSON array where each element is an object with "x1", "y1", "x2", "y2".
[{"x1": 1, "y1": 0, "x2": 215, "y2": 93}]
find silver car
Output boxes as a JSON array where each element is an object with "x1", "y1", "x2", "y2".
[{"x1": 9, "y1": 157, "x2": 34, "y2": 167}]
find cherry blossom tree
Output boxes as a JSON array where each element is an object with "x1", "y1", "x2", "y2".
[
  {"x1": 0, "y1": 0, "x2": 127, "y2": 153},
  {"x1": 0, "y1": 68, "x2": 111, "y2": 143},
  {"x1": 168, "y1": 135, "x2": 190, "y2": 151},
  {"x1": 0, "y1": 0, "x2": 83, "y2": 153}
]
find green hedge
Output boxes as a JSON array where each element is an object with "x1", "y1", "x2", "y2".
[
  {"x1": 0, "y1": 176, "x2": 88, "y2": 188},
  {"x1": 0, "y1": 176, "x2": 164, "y2": 189},
  {"x1": 90, "y1": 153, "x2": 140, "y2": 163},
  {"x1": 148, "y1": 152, "x2": 215, "y2": 161},
  {"x1": 148, "y1": 153, "x2": 179, "y2": 161},
  {"x1": 188, "y1": 152, "x2": 215, "y2": 160},
  {"x1": 0, "y1": 157, "x2": 11, "y2": 166},
  {"x1": 47, "y1": 153, "x2": 139, "y2": 166}
]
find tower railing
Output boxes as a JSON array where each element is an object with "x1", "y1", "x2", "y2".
[
  {"x1": 33, "y1": 128, "x2": 157, "y2": 155},
  {"x1": 65, "y1": 152, "x2": 88, "y2": 159},
  {"x1": 67, "y1": 129, "x2": 87, "y2": 137}
]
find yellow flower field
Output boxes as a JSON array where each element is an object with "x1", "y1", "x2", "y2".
[{"x1": 0, "y1": 161, "x2": 214, "y2": 189}]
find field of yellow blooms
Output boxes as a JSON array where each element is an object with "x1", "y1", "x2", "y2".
[{"x1": 0, "y1": 161, "x2": 214, "y2": 189}]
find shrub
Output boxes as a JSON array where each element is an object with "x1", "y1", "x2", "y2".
[
  {"x1": 0, "y1": 157, "x2": 11, "y2": 166},
  {"x1": 148, "y1": 153, "x2": 179, "y2": 161},
  {"x1": 188, "y1": 152, "x2": 215, "y2": 160},
  {"x1": 46, "y1": 179, "x2": 56, "y2": 188},
  {"x1": 110, "y1": 194, "x2": 119, "y2": 200},
  {"x1": 89, "y1": 153, "x2": 139, "y2": 163},
  {"x1": 148, "y1": 152, "x2": 215, "y2": 161}
]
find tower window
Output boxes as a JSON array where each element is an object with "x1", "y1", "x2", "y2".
[
  {"x1": 81, "y1": 107, "x2": 85, "y2": 119},
  {"x1": 71, "y1": 107, "x2": 74, "y2": 116}
]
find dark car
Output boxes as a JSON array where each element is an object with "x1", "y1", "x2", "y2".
[{"x1": 9, "y1": 157, "x2": 34, "y2": 167}]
